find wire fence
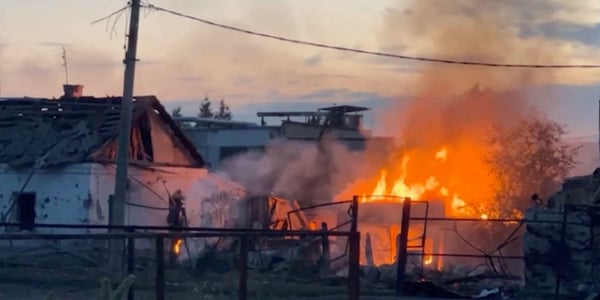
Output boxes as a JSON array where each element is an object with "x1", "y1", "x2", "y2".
[
  {"x1": 388, "y1": 198, "x2": 597, "y2": 298},
  {"x1": 0, "y1": 224, "x2": 360, "y2": 300},
  {"x1": 0, "y1": 198, "x2": 595, "y2": 299}
]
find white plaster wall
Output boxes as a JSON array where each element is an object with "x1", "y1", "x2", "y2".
[
  {"x1": 0, "y1": 163, "x2": 245, "y2": 230},
  {"x1": 0, "y1": 163, "x2": 95, "y2": 234},
  {"x1": 89, "y1": 164, "x2": 246, "y2": 228},
  {"x1": 90, "y1": 163, "x2": 246, "y2": 256},
  {"x1": 0, "y1": 163, "x2": 245, "y2": 252}
]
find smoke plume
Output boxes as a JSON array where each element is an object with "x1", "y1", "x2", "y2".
[
  {"x1": 354, "y1": 0, "x2": 581, "y2": 270},
  {"x1": 217, "y1": 138, "x2": 368, "y2": 204},
  {"x1": 362, "y1": 0, "x2": 576, "y2": 216}
]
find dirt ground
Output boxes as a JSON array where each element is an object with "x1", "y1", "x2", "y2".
[{"x1": 0, "y1": 266, "x2": 397, "y2": 300}]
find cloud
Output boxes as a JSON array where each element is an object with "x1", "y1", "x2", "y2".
[
  {"x1": 5, "y1": 0, "x2": 600, "y2": 114},
  {"x1": 305, "y1": 54, "x2": 322, "y2": 66},
  {"x1": 232, "y1": 75, "x2": 254, "y2": 86},
  {"x1": 376, "y1": 0, "x2": 600, "y2": 96},
  {"x1": 519, "y1": 21, "x2": 600, "y2": 47},
  {"x1": 2, "y1": 46, "x2": 122, "y2": 97},
  {"x1": 38, "y1": 42, "x2": 71, "y2": 47},
  {"x1": 176, "y1": 75, "x2": 204, "y2": 83}
]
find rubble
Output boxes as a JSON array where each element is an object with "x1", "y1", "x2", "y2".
[{"x1": 524, "y1": 171, "x2": 600, "y2": 297}]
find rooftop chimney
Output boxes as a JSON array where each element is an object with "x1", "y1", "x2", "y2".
[{"x1": 62, "y1": 84, "x2": 84, "y2": 98}]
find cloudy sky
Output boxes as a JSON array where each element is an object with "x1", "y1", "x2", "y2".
[{"x1": 1, "y1": 0, "x2": 600, "y2": 139}]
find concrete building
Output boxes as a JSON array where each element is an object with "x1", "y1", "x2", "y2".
[{"x1": 176, "y1": 105, "x2": 396, "y2": 169}]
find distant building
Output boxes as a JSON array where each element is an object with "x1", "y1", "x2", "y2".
[
  {"x1": 176, "y1": 105, "x2": 396, "y2": 169},
  {"x1": 0, "y1": 88, "x2": 244, "y2": 237}
]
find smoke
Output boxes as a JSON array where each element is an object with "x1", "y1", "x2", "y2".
[
  {"x1": 216, "y1": 138, "x2": 367, "y2": 204},
  {"x1": 365, "y1": 0, "x2": 575, "y2": 212},
  {"x1": 351, "y1": 1, "x2": 584, "y2": 269},
  {"x1": 381, "y1": 0, "x2": 578, "y2": 96}
]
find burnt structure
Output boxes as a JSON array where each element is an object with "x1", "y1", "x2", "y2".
[
  {"x1": 358, "y1": 200, "x2": 446, "y2": 269},
  {"x1": 0, "y1": 95, "x2": 204, "y2": 169}
]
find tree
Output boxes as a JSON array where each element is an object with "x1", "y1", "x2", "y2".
[
  {"x1": 171, "y1": 106, "x2": 182, "y2": 117},
  {"x1": 215, "y1": 99, "x2": 233, "y2": 120},
  {"x1": 486, "y1": 119, "x2": 580, "y2": 215},
  {"x1": 198, "y1": 97, "x2": 214, "y2": 118}
]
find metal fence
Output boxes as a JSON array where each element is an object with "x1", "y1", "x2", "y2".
[
  {"x1": 1, "y1": 197, "x2": 594, "y2": 299},
  {"x1": 0, "y1": 224, "x2": 360, "y2": 300},
  {"x1": 389, "y1": 198, "x2": 596, "y2": 298}
]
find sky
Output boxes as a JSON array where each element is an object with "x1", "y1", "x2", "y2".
[{"x1": 1, "y1": 0, "x2": 600, "y2": 139}]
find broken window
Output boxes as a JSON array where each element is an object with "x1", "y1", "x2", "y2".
[
  {"x1": 13, "y1": 192, "x2": 36, "y2": 231},
  {"x1": 137, "y1": 114, "x2": 154, "y2": 161}
]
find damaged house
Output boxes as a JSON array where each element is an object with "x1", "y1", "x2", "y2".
[{"x1": 0, "y1": 92, "x2": 245, "y2": 234}]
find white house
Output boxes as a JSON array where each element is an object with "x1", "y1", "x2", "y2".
[{"x1": 0, "y1": 95, "x2": 245, "y2": 236}]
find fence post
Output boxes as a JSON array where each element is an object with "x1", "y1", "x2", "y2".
[
  {"x1": 347, "y1": 231, "x2": 360, "y2": 300},
  {"x1": 555, "y1": 204, "x2": 570, "y2": 296},
  {"x1": 351, "y1": 196, "x2": 359, "y2": 232},
  {"x1": 156, "y1": 237, "x2": 165, "y2": 300},
  {"x1": 348, "y1": 195, "x2": 360, "y2": 300},
  {"x1": 127, "y1": 236, "x2": 135, "y2": 300},
  {"x1": 396, "y1": 198, "x2": 412, "y2": 295},
  {"x1": 239, "y1": 235, "x2": 249, "y2": 300},
  {"x1": 365, "y1": 233, "x2": 374, "y2": 266},
  {"x1": 320, "y1": 222, "x2": 330, "y2": 274}
]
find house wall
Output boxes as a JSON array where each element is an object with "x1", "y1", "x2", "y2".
[
  {"x1": 0, "y1": 163, "x2": 96, "y2": 234},
  {"x1": 0, "y1": 163, "x2": 246, "y2": 253},
  {"x1": 89, "y1": 163, "x2": 245, "y2": 255},
  {"x1": 89, "y1": 163, "x2": 245, "y2": 229},
  {"x1": 147, "y1": 111, "x2": 195, "y2": 165}
]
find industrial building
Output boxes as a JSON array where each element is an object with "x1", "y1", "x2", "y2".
[{"x1": 175, "y1": 105, "x2": 396, "y2": 169}]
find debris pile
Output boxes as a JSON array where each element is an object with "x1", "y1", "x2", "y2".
[{"x1": 524, "y1": 171, "x2": 600, "y2": 297}]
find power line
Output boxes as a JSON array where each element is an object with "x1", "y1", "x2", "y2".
[{"x1": 144, "y1": 4, "x2": 600, "y2": 69}]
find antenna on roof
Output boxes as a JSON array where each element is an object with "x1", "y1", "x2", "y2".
[{"x1": 62, "y1": 47, "x2": 69, "y2": 84}]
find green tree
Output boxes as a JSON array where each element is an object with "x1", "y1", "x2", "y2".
[
  {"x1": 487, "y1": 119, "x2": 580, "y2": 215},
  {"x1": 215, "y1": 99, "x2": 233, "y2": 120},
  {"x1": 198, "y1": 97, "x2": 214, "y2": 118},
  {"x1": 171, "y1": 106, "x2": 182, "y2": 117}
]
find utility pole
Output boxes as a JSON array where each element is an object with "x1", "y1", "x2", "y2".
[
  {"x1": 109, "y1": 0, "x2": 141, "y2": 278},
  {"x1": 62, "y1": 47, "x2": 69, "y2": 84}
]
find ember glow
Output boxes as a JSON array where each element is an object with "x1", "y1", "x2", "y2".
[{"x1": 173, "y1": 239, "x2": 183, "y2": 255}]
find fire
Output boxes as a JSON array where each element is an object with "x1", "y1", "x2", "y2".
[
  {"x1": 451, "y1": 194, "x2": 466, "y2": 211},
  {"x1": 363, "y1": 156, "x2": 440, "y2": 204},
  {"x1": 173, "y1": 239, "x2": 183, "y2": 255},
  {"x1": 434, "y1": 147, "x2": 447, "y2": 161},
  {"x1": 358, "y1": 147, "x2": 494, "y2": 217},
  {"x1": 355, "y1": 146, "x2": 502, "y2": 219},
  {"x1": 423, "y1": 236, "x2": 434, "y2": 266}
]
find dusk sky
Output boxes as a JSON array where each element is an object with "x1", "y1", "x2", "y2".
[{"x1": 2, "y1": 0, "x2": 600, "y2": 138}]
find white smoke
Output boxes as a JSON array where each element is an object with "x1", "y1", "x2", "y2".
[{"x1": 215, "y1": 138, "x2": 367, "y2": 204}]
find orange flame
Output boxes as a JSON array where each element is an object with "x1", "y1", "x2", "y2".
[
  {"x1": 173, "y1": 239, "x2": 183, "y2": 255},
  {"x1": 434, "y1": 147, "x2": 447, "y2": 161},
  {"x1": 355, "y1": 146, "x2": 498, "y2": 218}
]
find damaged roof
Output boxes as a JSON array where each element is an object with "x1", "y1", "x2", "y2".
[{"x1": 0, "y1": 96, "x2": 205, "y2": 169}]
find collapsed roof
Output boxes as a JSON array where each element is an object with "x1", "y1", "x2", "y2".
[{"x1": 0, "y1": 96, "x2": 205, "y2": 169}]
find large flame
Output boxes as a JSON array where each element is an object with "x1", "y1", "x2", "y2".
[{"x1": 359, "y1": 147, "x2": 493, "y2": 219}]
